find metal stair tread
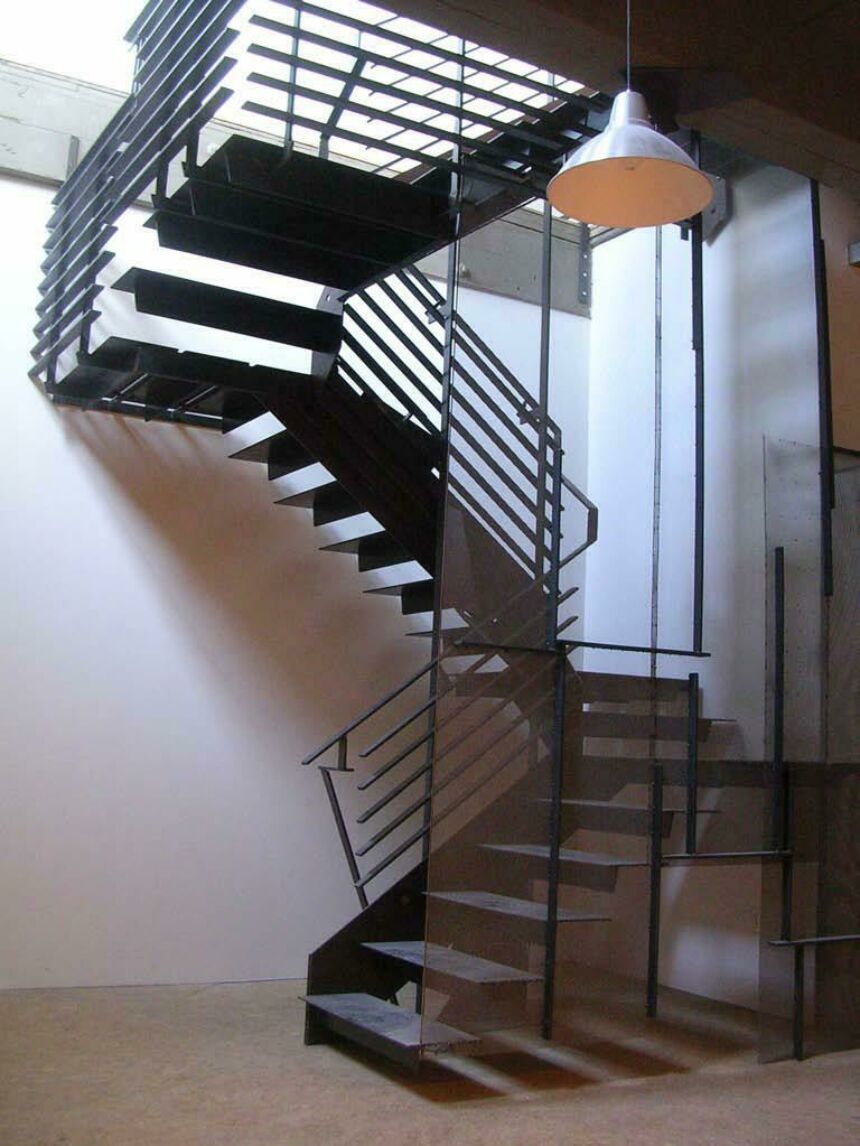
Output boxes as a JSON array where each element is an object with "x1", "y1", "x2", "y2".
[
  {"x1": 426, "y1": 890, "x2": 610, "y2": 923},
  {"x1": 303, "y1": 992, "x2": 477, "y2": 1051},
  {"x1": 481, "y1": 844, "x2": 647, "y2": 867},
  {"x1": 363, "y1": 941, "x2": 540, "y2": 984},
  {"x1": 366, "y1": 578, "x2": 434, "y2": 597}
]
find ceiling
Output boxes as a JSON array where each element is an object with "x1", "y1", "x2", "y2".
[{"x1": 391, "y1": 0, "x2": 860, "y2": 202}]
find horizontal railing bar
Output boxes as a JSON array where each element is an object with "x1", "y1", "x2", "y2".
[
  {"x1": 265, "y1": 1, "x2": 600, "y2": 110},
  {"x1": 448, "y1": 425, "x2": 538, "y2": 517},
  {"x1": 355, "y1": 791, "x2": 430, "y2": 856},
  {"x1": 356, "y1": 760, "x2": 433, "y2": 824},
  {"x1": 301, "y1": 658, "x2": 437, "y2": 766},
  {"x1": 375, "y1": 280, "x2": 445, "y2": 352},
  {"x1": 354, "y1": 292, "x2": 443, "y2": 398},
  {"x1": 359, "y1": 695, "x2": 437, "y2": 759},
  {"x1": 341, "y1": 329, "x2": 438, "y2": 434},
  {"x1": 245, "y1": 43, "x2": 565, "y2": 154},
  {"x1": 247, "y1": 32, "x2": 572, "y2": 145},
  {"x1": 32, "y1": 284, "x2": 104, "y2": 357},
  {"x1": 347, "y1": 300, "x2": 442, "y2": 410},
  {"x1": 563, "y1": 640, "x2": 711, "y2": 657},
  {"x1": 357, "y1": 728, "x2": 433, "y2": 791},
  {"x1": 36, "y1": 251, "x2": 115, "y2": 321},
  {"x1": 49, "y1": 14, "x2": 238, "y2": 229},
  {"x1": 450, "y1": 366, "x2": 540, "y2": 468},
  {"x1": 449, "y1": 445, "x2": 541, "y2": 547},
  {"x1": 557, "y1": 585, "x2": 580, "y2": 607},
  {"x1": 454, "y1": 322, "x2": 559, "y2": 435},
  {"x1": 355, "y1": 823, "x2": 427, "y2": 890},
  {"x1": 134, "y1": 0, "x2": 235, "y2": 92},
  {"x1": 242, "y1": 101, "x2": 536, "y2": 193},
  {"x1": 246, "y1": 72, "x2": 549, "y2": 175},
  {"x1": 43, "y1": 49, "x2": 235, "y2": 278},
  {"x1": 448, "y1": 478, "x2": 539, "y2": 574},
  {"x1": 52, "y1": 393, "x2": 227, "y2": 428},
  {"x1": 768, "y1": 934, "x2": 860, "y2": 947}
]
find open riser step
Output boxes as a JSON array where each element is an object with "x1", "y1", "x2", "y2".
[{"x1": 150, "y1": 136, "x2": 454, "y2": 292}]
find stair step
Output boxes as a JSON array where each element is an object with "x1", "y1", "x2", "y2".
[
  {"x1": 303, "y1": 993, "x2": 476, "y2": 1067},
  {"x1": 367, "y1": 579, "x2": 435, "y2": 615},
  {"x1": 534, "y1": 798, "x2": 696, "y2": 836},
  {"x1": 363, "y1": 941, "x2": 540, "y2": 984},
  {"x1": 480, "y1": 844, "x2": 646, "y2": 891},
  {"x1": 321, "y1": 531, "x2": 412, "y2": 572},
  {"x1": 151, "y1": 204, "x2": 387, "y2": 292},
  {"x1": 427, "y1": 891, "x2": 610, "y2": 924},
  {"x1": 276, "y1": 481, "x2": 364, "y2": 525},
  {"x1": 230, "y1": 429, "x2": 316, "y2": 479},
  {"x1": 582, "y1": 711, "x2": 711, "y2": 741},
  {"x1": 197, "y1": 136, "x2": 450, "y2": 239},
  {"x1": 113, "y1": 269, "x2": 342, "y2": 352},
  {"x1": 482, "y1": 844, "x2": 646, "y2": 868},
  {"x1": 578, "y1": 672, "x2": 689, "y2": 703}
]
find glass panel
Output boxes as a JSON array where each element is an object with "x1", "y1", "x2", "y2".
[{"x1": 420, "y1": 202, "x2": 560, "y2": 1054}]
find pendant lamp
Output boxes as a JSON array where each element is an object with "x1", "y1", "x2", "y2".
[{"x1": 547, "y1": 2, "x2": 713, "y2": 227}]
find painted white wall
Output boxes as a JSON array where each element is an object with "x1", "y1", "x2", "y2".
[
  {"x1": 0, "y1": 173, "x2": 590, "y2": 989},
  {"x1": 0, "y1": 175, "x2": 429, "y2": 989},
  {"x1": 580, "y1": 163, "x2": 820, "y2": 1007}
]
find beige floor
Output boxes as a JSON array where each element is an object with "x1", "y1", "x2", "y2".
[{"x1": 1, "y1": 979, "x2": 858, "y2": 1146}]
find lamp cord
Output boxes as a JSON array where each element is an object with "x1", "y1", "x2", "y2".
[{"x1": 626, "y1": 0, "x2": 632, "y2": 90}]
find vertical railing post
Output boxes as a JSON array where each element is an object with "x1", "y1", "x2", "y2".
[
  {"x1": 793, "y1": 944, "x2": 806, "y2": 1060},
  {"x1": 535, "y1": 200, "x2": 553, "y2": 594},
  {"x1": 685, "y1": 672, "x2": 699, "y2": 855},
  {"x1": 647, "y1": 762, "x2": 664, "y2": 1017},
  {"x1": 542, "y1": 645, "x2": 567, "y2": 1039},
  {"x1": 772, "y1": 546, "x2": 794, "y2": 946},
  {"x1": 283, "y1": 1, "x2": 303, "y2": 155},
  {"x1": 319, "y1": 735, "x2": 368, "y2": 910},
  {"x1": 691, "y1": 129, "x2": 706, "y2": 652}
]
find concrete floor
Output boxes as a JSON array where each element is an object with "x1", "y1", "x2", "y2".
[{"x1": 1, "y1": 979, "x2": 858, "y2": 1145}]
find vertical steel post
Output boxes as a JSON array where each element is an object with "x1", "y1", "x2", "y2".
[
  {"x1": 535, "y1": 201, "x2": 554, "y2": 597},
  {"x1": 647, "y1": 763, "x2": 664, "y2": 1017},
  {"x1": 810, "y1": 181, "x2": 835, "y2": 598},
  {"x1": 691, "y1": 132, "x2": 706, "y2": 652},
  {"x1": 542, "y1": 646, "x2": 566, "y2": 1039},
  {"x1": 685, "y1": 672, "x2": 699, "y2": 855},
  {"x1": 793, "y1": 945, "x2": 805, "y2": 1059},
  {"x1": 320, "y1": 765, "x2": 368, "y2": 910},
  {"x1": 773, "y1": 547, "x2": 795, "y2": 945}
]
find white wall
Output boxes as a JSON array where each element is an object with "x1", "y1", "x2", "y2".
[
  {"x1": 0, "y1": 175, "x2": 591, "y2": 989},
  {"x1": 0, "y1": 175, "x2": 428, "y2": 988},
  {"x1": 584, "y1": 164, "x2": 820, "y2": 753},
  {"x1": 581, "y1": 163, "x2": 820, "y2": 1006}
]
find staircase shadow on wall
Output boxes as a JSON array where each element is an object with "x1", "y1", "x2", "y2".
[{"x1": 62, "y1": 407, "x2": 424, "y2": 747}]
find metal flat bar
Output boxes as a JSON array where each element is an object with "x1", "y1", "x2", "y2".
[
  {"x1": 448, "y1": 478, "x2": 539, "y2": 574},
  {"x1": 685, "y1": 672, "x2": 699, "y2": 855},
  {"x1": 564, "y1": 640, "x2": 710, "y2": 657},
  {"x1": 248, "y1": 44, "x2": 565, "y2": 155},
  {"x1": 542, "y1": 649, "x2": 567, "y2": 1038},
  {"x1": 247, "y1": 30, "x2": 575, "y2": 140},
  {"x1": 769, "y1": 933, "x2": 860, "y2": 947},
  {"x1": 356, "y1": 760, "x2": 433, "y2": 824},
  {"x1": 448, "y1": 445, "x2": 541, "y2": 548},
  {"x1": 246, "y1": 72, "x2": 548, "y2": 174},
  {"x1": 793, "y1": 945, "x2": 805, "y2": 1060},
  {"x1": 242, "y1": 100, "x2": 536, "y2": 193},
  {"x1": 359, "y1": 695, "x2": 437, "y2": 759},
  {"x1": 448, "y1": 429, "x2": 537, "y2": 516},
  {"x1": 341, "y1": 329, "x2": 438, "y2": 434},
  {"x1": 451, "y1": 354, "x2": 541, "y2": 459},
  {"x1": 647, "y1": 763, "x2": 664, "y2": 1017},
  {"x1": 354, "y1": 291, "x2": 443, "y2": 395},
  {"x1": 301, "y1": 660, "x2": 436, "y2": 765},
  {"x1": 691, "y1": 148, "x2": 705, "y2": 652},
  {"x1": 320, "y1": 768, "x2": 368, "y2": 910},
  {"x1": 375, "y1": 280, "x2": 444, "y2": 352},
  {"x1": 356, "y1": 728, "x2": 434, "y2": 792},
  {"x1": 810, "y1": 181, "x2": 835, "y2": 597},
  {"x1": 262, "y1": 2, "x2": 597, "y2": 107}
]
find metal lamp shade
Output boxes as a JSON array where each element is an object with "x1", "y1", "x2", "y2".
[{"x1": 547, "y1": 90, "x2": 714, "y2": 227}]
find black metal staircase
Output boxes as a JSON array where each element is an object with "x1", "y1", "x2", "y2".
[{"x1": 29, "y1": 0, "x2": 857, "y2": 1079}]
